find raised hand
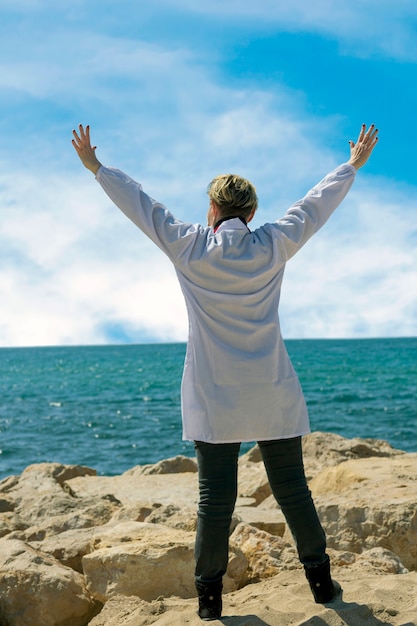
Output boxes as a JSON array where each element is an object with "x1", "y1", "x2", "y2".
[
  {"x1": 72, "y1": 124, "x2": 102, "y2": 174},
  {"x1": 348, "y1": 124, "x2": 379, "y2": 170}
]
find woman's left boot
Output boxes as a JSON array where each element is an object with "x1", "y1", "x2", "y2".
[
  {"x1": 304, "y1": 556, "x2": 341, "y2": 604},
  {"x1": 196, "y1": 580, "x2": 222, "y2": 621}
]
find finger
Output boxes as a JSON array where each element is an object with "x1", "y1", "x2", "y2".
[
  {"x1": 71, "y1": 138, "x2": 81, "y2": 153},
  {"x1": 357, "y1": 123, "x2": 366, "y2": 143},
  {"x1": 79, "y1": 123, "x2": 87, "y2": 140},
  {"x1": 364, "y1": 124, "x2": 375, "y2": 141},
  {"x1": 366, "y1": 128, "x2": 379, "y2": 147},
  {"x1": 72, "y1": 128, "x2": 81, "y2": 144},
  {"x1": 86, "y1": 127, "x2": 97, "y2": 151},
  {"x1": 364, "y1": 131, "x2": 379, "y2": 152}
]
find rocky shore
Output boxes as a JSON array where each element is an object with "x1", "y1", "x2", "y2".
[{"x1": 0, "y1": 431, "x2": 417, "y2": 625}]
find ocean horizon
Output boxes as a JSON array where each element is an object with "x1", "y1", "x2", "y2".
[{"x1": 1, "y1": 337, "x2": 416, "y2": 481}]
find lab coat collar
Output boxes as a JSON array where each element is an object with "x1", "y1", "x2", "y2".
[{"x1": 213, "y1": 216, "x2": 250, "y2": 234}]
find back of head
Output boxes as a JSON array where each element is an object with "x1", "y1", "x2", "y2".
[{"x1": 207, "y1": 174, "x2": 258, "y2": 219}]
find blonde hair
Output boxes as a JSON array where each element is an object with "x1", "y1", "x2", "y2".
[{"x1": 207, "y1": 174, "x2": 258, "y2": 218}]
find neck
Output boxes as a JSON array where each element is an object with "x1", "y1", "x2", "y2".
[{"x1": 213, "y1": 215, "x2": 247, "y2": 232}]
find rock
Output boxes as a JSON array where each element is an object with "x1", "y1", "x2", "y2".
[
  {"x1": 235, "y1": 431, "x2": 404, "y2": 504},
  {"x1": 7, "y1": 494, "x2": 122, "y2": 542},
  {"x1": 140, "y1": 455, "x2": 198, "y2": 475},
  {"x1": 67, "y1": 467, "x2": 200, "y2": 509},
  {"x1": 31, "y1": 520, "x2": 197, "y2": 574},
  {"x1": 0, "y1": 432, "x2": 417, "y2": 625},
  {"x1": 0, "y1": 496, "x2": 15, "y2": 513},
  {"x1": 109, "y1": 503, "x2": 156, "y2": 524},
  {"x1": 0, "y1": 475, "x2": 19, "y2": 494},
  {"x1": 1, "y1": 463, "x2": 119, "y2": 541},
  {"x1": 0, "y1": 513, "x2": 24, "y2": 539},
  {"x1": 88, "y1": 595, "x2": 161, "y2": 626},
  {"x1": 0, "y1": 538, "x2": 100, "y2": 626},
  {"x1": 332, "y1": 546, "x2": 408, "y2": 574},
  {"x1": 301, "y1": 431, "x2": 405, "y2": 479},
  {"x1": 233, "y1": 504, "x2": 286, "y2": 536},
  {"x1": 230, "y1": 522, "x2": 298, "y2": 583},
  {"x1": 87, "y1": 571, "x2": 417, "y2": 625},
  {"x1": 144, "y1": 503, "x2": 197, "y2": 531},
  {"x1": 30, "y1": 525, "x2": 100, "y2": 573},
  {"x1": 67, "y1": 466, "x2": 253, "y2": 522},
  {"x1": 309, "y1": 455, "x2": 417, "y2": 570},
  {"x1": 82, "y1": 522, "x2": 247, "y2": 602},
  {"x1": 237, "y1": 456, "x2": 272, "y2": 505},
  {"x1": 239, "y1": 431, "x2": 404, "y2": 466}
]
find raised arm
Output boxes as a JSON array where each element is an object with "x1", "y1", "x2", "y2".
[
  {"x1": 72, "y1": 124, "x2": 102, "y2": 175},
  {"x1": 71, "y1": 126, "x2": 201, "y2": 263},
  {"x1": 268, "y1": 123, "x2": 379, "y2": 261}
]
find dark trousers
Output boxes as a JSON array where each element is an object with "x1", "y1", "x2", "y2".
[{"x1": 194, "y1": 436, "x2": 327, "y2": 584}]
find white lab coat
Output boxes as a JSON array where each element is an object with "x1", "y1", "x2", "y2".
[{"x1": 96, "y1": 162, "x2": 356, "y2": 443}]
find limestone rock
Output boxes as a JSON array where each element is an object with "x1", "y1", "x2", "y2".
[
  {"x1": 230, "y1": 522, "x2": 298, "y2": 583},
  {"x1": 88, "y1": 595, "x2": 161, "y2": 626},
  {"x1": 237, "y1": 457, "x2": 271, "y2": 505},
  {"x1": 233, "y1": 504, "x2": 286, "y2": 536},
  {"x1": 31, "y1": 520, "x2": 196, "y2": 574},
  {"x1": 309, "y1": 455, "x2": 417, "y2": 570},
  {"x1": 87, "y1": 571, "x2": 417, "y2": 625},
  {"x1": 140, "y1": 455, "x2": 198, "y2": 475},
  {"x1": 0, "y1": 513, "x2": 24, "y2": 539},
  {"x1": 0, "y1": 475, "x2": 19, "y2": 494},
  {"x1": 30, "y1": 525, "x2": 99, "y2": 573},
  {"x1": 332, "y1": 546, "x2": 408, "y2": 574},
  {"x1": 0, "y1": 538, "x2": 100, "y2": 626},
  {"x1": 302, "y1": 431, "x2": 405, "y2": 479},
  {"x1": 144, "y1": 503, "x2": 197, "y2": 531},
  {"x1": 1, "y1": 463, "x2": 119, "y2": 541},
  {"x1": 0, "y1": 496, "x2": 15, "y2": 513},
  {"x1": 82, "y1": 522, "x2": 247, "y2": 602},
  {"x1": 1, "y1": 433, "x2": 417, "y2": 625},
  {"x1": 67, "y1": 467, "x2": 200, "y2": 509},
  {"x1": 236, "y1": 431, "x2": 404, "y2": 505}
]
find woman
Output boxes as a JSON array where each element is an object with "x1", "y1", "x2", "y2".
[{"x1": 72, "y1": 123, "x2": 378, "y2": 621}]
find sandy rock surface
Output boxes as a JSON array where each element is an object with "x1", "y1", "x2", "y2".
[{"x1": 0, "y1": 433, "x2": 416, "y2": 626}]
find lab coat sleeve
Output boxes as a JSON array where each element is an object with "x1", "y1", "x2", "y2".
[
  {"x1": 95, "y1": 166, "x2": 202, "y2": 261},
  {"x1": 270, "y1": 162, "x2": 356, "y2": 260}
]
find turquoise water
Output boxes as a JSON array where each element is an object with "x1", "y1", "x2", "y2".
[{"x1": 0, "y1": 338, "x2": 416, "y2": 479}]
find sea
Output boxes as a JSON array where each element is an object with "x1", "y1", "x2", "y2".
[{"x1": 0, "y1": 338, "x2": 416, "y2": 481}]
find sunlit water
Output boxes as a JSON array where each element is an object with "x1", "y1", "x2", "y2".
[{"x1": 1, "y1": 338, "x2": 416, "y2": 479}]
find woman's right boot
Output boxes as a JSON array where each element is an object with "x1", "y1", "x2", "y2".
[
  {"x1": 196, "y1": 580, "x2": 222, "y2": 621},
  {"x1": 304, "y1": 556, "x2": 341, "y2": 603}
]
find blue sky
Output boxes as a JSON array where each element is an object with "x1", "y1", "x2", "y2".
[{"x1": 1, "y1": 0, "x2": 416, "y2": 346}]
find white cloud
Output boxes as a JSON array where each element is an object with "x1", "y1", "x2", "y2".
[
  {"x1": 0, "y1": 227, "x2": 188, "y2": 348},
  {"x1": 0, "y1": 32, "x2": 333, "y2": 347},
  {"x1": 0, "y1": 165, "x2": 189, "y2": 347},
  {"x1": 3, "y1": 0, "x2": 417, "y2": 62},
  {"x1": 0, "y1": 4, "x2": 415, "y2": 346},
  {"x1": 2, "y1": 155, "x2": 416, "y2": 346},
  {"x1": 0, "y1": 33, "x2": 192, "y2": 101},
  {"x1": 157, "y1": 0, "x2": 417, "y2": 60},
  {"x1": 280, "y1": 180, "x2": 417, "y2": 338}
]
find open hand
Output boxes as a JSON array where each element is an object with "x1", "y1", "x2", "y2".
[
  {"x1": 348, "y1": 124, "x2": 379, "y2": 170},
  {"x1": 72, "y1": 124, "x2": 102, "y2": 174}
]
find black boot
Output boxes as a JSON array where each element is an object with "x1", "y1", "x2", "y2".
[
  {"x1": 196, "y1": 580, "x2": 222, "y2": 621},
  {"x1": 304, "y1": 556, "x2": 341, "y2": 604}
]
